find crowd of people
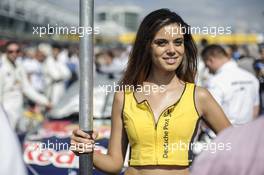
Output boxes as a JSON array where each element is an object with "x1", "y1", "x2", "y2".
[
  {"x1": 0, "y1": 40, "x2": 130, "y2": 129},
  {"x1": 0, "y1": 41, "x2": 79, "y2": 130}
]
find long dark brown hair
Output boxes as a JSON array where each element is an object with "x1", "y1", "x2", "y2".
[{"x1": 120, "y1": 8, "x2": 197, "y2": 86}]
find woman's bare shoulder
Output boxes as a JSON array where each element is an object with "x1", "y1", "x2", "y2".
[
  {"x1": 113, "y1": 91, "x2": 125, "y2": 107},
  {"x1": 195, "y1": 85, "x2": 212, "y2": 102},
  {"x1": 194, "y1": 85, "x2": 215, "y2": 116}
]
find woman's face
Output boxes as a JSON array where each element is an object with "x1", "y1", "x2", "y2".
[{"x1": 150, "y1": 23, "x2": 185, "y2": 72}]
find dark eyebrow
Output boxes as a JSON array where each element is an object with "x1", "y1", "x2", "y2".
[
  {"x1": 174, "y1": 37, "x2": 184, "y2": 41},
  {"x1": 153, "y1": 38, "x2": 184, "y2": 44},
  {"x1": 153, "y1": 38, "x2": 168, "y2": 42},
  {"x1": 153, "y1": 39, "x2": 169, "y2": 44}
]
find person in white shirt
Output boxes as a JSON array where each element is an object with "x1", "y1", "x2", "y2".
[
  {"x1": 0, "y1": 41, "x2": 51, "y2": 129},
  {"x1": 43, "y1": 44, "x2": 71, "y2": 105},
  {"x1": 201, "y1": 44, "x2": 259, "y2": 126},
  {"x1": 23, "y1": 49, "x2": 46, "y2": 93},
  {"x1": 0, "y1": 105, "x2": 27, "y2": 175}
]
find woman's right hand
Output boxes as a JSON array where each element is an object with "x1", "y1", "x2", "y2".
[{"x1": 70, "y1": 129, "x2": 97, "y2": 155}]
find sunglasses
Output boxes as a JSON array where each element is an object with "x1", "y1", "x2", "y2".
[{"x1": 7, "y1": 49, "x2": 20, "y2": 54}]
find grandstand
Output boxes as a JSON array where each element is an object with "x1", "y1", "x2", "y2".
[{"x1": 0, "y1": 0, "x2": 78, "y2": 40}]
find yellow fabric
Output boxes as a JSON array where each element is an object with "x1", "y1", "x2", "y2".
[{"x1": 123, "y1": 82, "x2": 200, "y2": 166}]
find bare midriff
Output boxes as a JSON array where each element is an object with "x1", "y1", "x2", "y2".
[{"x1": 124, "y1": 165, "x2": 189, "y2": 175}]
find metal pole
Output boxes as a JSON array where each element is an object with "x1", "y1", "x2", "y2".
[{"x1": 79, "y1": 0, "x2": 94, "y2": 175}]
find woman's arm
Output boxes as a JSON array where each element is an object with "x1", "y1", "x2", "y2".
[
  {"x1": 71, "y1": 91, "x2": 128, "y2": 174},
  {"x1": 93, "y1": 91, "x2": 128, "y2": 173},
  {"x1": 195, "y1": 86, "x2": 231, "y2": 133}
]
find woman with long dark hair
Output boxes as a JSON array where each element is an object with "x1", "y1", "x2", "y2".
[{"x1": 71, "y1": 9, "x2": 231, "y2": 175}]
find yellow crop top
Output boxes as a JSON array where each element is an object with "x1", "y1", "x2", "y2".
[{"x1": 122, "y1": 82, "x2": 201, "y2": 166}]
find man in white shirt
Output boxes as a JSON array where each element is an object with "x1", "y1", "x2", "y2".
[
  {"x1": 23, "y1": 49, "x2": 46, "y2": 93},
  {"x1": 43, "y1": 44, "x2": 71, "y2": 105},
  {"x1": 0, "y1": 41, "x2": 51, "y2": 129},
  {"x1": 201, "y1": 44, "x2": 259, "y2": 126}
]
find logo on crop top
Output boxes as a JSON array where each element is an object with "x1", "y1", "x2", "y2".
[{"x1": 162, "y1": 109, "x2": 173, "y2": 158}]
